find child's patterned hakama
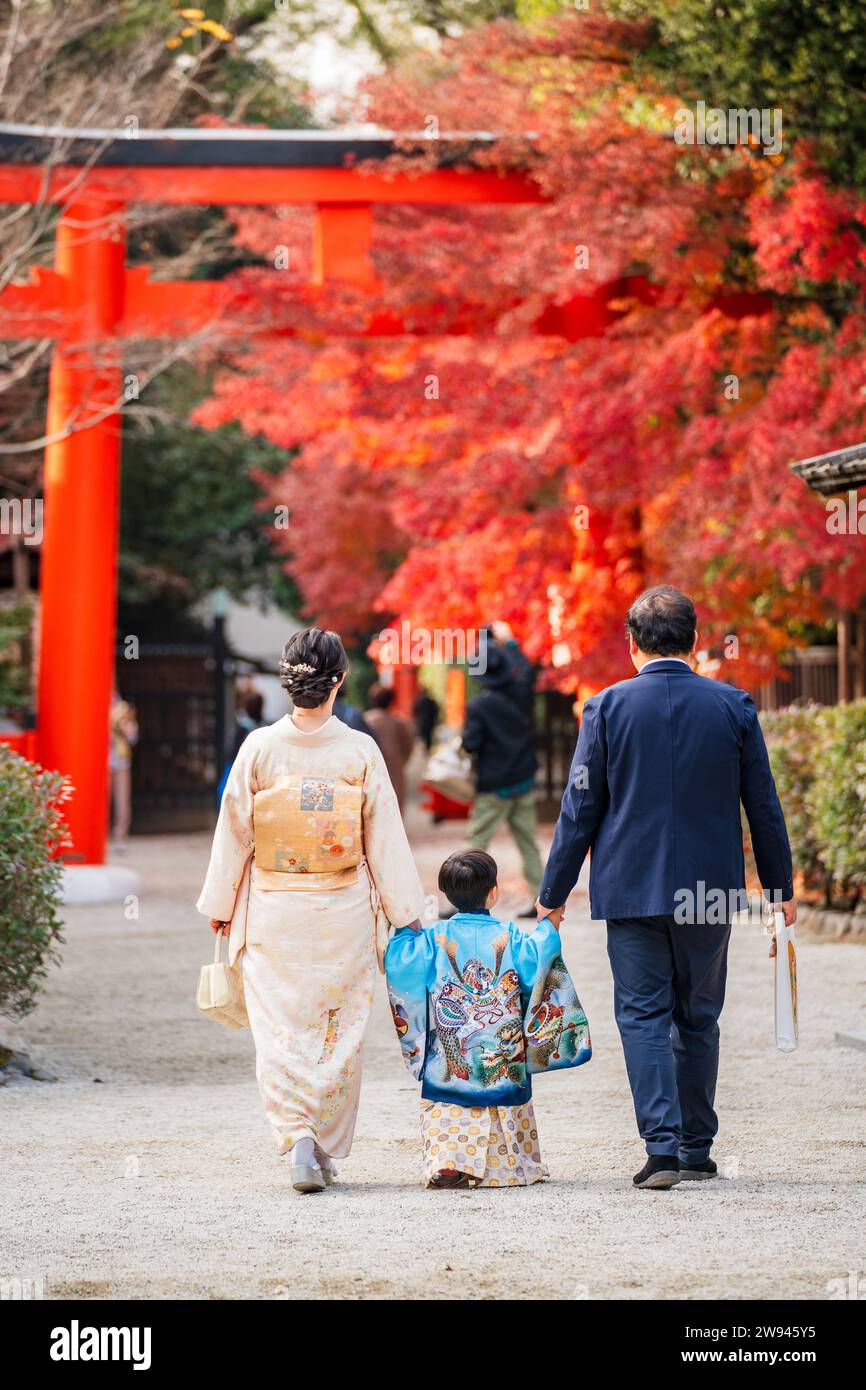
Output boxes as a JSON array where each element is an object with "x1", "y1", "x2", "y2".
[
  {"x1": 420, "y1": 1099, "x2": 548, "y2": 1187},
  {"x1": 386, "y1": 910, "x2": 591, "y2": 1187}
]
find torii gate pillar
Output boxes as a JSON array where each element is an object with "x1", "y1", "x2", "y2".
[{"x1": 37, "y1": 198, "x2": 125, "y2": 863}]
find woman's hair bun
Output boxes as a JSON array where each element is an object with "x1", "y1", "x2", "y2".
[{"x1": 279, "y1": 627, "x2": 348, "y2": 709}]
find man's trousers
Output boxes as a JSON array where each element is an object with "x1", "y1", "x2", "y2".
[{"x1": 606, "y1": 914, "x2": 731, "y2": 1162}]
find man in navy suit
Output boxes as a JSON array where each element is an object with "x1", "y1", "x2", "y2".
[{"x1": 537, "y1": 586, "x2": 795, "y2": 1190}]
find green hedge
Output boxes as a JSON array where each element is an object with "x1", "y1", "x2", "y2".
[
  {"x1": 0, "y1": 601, "x2": 34, "y2": 719},
  {"x1": 761, "y1": 701, "x2": 866, "y2": 908},
  {"x1": 0, "y1": 746, "x2": 70, "y2": 1019}
]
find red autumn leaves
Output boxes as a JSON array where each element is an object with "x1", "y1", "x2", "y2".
[{"x1": 194, "y1": 13, "x2": 866, "y2": 690}]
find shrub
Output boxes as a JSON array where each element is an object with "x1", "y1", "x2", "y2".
[
  {"x1": 0, "y1": 746, "x2": 71, "y2": 1019},
  {"x1": 805, "y1": 703, "x2": 866, "y2": 903},
  {"x1": 761, "y1": 699, "x2": 866, "y2": 908},
  {"x1": 759, "y1": 705, "x2": 824, "y2": 891}
]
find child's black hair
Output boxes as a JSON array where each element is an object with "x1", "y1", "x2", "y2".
[{"x1": 438, "y1": 850, "x2": 497, "y2": 913}]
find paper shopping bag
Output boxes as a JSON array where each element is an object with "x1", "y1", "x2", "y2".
[{"x1": 773, "y1": 910, "x2": 798, "y2": 1053}]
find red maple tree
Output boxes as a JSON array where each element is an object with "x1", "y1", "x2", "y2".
[{"x1": 194, "y1": 11, "x2": 866, "y2": 692}]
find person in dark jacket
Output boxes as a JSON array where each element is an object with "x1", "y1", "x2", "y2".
[
  {"x1": 413, "y1": 686, "x2": 440, "y2": 751},
  {"x1": 333, "y1": 691, "x2": 378, "y2": 745},
  {"x1": 462, "y1": 622, "x2": 542, "y2": 918},
  {"x1": 218, "y1": 691, "x2": 267, "y2": 803},
  {"x1": 538, "y1": 585, "x2": 796, "y2": 1191}
]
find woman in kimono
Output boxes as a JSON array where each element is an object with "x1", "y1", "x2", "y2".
[
  {"x1": 386, "y1": 849, "x2": 591, "y2": 1189},
  {"x1": 198, "y1": 627, "x2": 425, "y2": 1194}
]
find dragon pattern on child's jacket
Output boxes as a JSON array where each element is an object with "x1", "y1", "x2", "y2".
[{"x1": 385, "y1": 912, "x2": 591, "y2": 1107}]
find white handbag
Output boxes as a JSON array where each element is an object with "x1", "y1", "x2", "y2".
[
  {"x1": 196, "y1": 931, "x2": 249, "y2": 1030},
  {"x1": 773, "y1": 909, "x2": 798, "y2": 1053}
]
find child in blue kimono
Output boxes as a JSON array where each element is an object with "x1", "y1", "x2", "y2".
[{"x1": 386, "y1": 849, "x2": 591, "y2": 1189}]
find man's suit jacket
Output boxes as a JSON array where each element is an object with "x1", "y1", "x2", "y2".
[{"x1": 539, "y1": 659, "x2": 793, "y2": 920}]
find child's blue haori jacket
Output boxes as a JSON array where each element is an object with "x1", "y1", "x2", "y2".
[{"x1": 385, "y1": 911, "x2": 591, "y2": 1107}]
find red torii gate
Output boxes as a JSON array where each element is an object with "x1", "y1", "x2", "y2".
[
  {"x1": 0, "y1": 124, "x2": 772, "y2": 865},
  {"x1": 0, "y1": 125, "x2": 563, "y2": 863}
]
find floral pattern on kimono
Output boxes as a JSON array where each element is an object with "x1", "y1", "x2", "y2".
[
  {"x1": 385, "y1": 911, "x2": 591, "y2": 1109},
  {"x1": 197, "y1": 714, "x2": 425, "y2": 1160}
]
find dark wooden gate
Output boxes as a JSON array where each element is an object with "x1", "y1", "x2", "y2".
[
  {"x1": 534, "y1": 690, "x2": 578, "y2": 820},
  {"x1": 115, "y1": 640, "x2": 224, "y2": 832}
]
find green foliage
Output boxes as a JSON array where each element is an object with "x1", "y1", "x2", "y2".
[
  {"x1": 409, "y1": 0, "x2": 516, "y2": 27},
  {"x1": 514, "y1": 0, "x2": 554, "y2": 21},
  {"x1": 759, "y1": 704, "x2": 823, "y2": 886},
  {"x1": 343, "y1": 648, "x2": 378, "y2": 707},
  {"x1": 49, "y1": 1, "x2": 312, "y2": 128},
  {"x1": 608, "y1": 0, "x2": 866, "y2": 188},
  {"x1": 0, "y1": 603, "x2": 34, "y2": 718},
  {"x1": 804, "y1": 703, "x2": 866, "y2": 896},
  {"x1": 761, "y1": 700, "x2": 866, "y2": 906},
  {"x1": 0, "y1": 748, "x2": 70, "y2": 1020},
  {"x1": 119, "y1": 368, "x2": 299, "y2": 624}
]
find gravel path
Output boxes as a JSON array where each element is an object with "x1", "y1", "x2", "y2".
[{"x1": 2, "y1": 798, "x2": 864, "y2": 1301}]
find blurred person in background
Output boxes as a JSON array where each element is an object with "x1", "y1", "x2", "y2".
[
  {"x1": 218, "y1": 689, "x2": 268, "y2": 803},
  {"x1": 231, "y1": 690, "x2": 267, "y2": 758},
  {"x1": 364, "y1": 682, "x2": 415, "y2": 811},
  {"x1": 413, "y1": 684, "x2": 440, "y2": 751},
  {"x1": 462, "y1": 622, "x2": 542, "y2": 918},
  {"x1": 333, "y1": 685, "x2": 375, "y2": 740},
  {"x1": 109, "y1": 691, "x2": 139, "y2": 852}
]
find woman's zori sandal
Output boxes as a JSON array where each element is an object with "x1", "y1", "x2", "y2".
[
  {"x1": 289, "y1": 1138, "x2": 336, "y2": 1194},
  {"x1": 429, "y1": 1168, "x2": 481, "y2": 1190},
  {"x1": 290, "y1": 1163, "x2": 326, "y2": 1194}
]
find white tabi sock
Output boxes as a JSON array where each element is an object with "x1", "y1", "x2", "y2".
[{"x1": 289, "y1": 1138, "x2": 320, "y2": 1169}]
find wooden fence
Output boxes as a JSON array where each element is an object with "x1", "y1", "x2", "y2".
[{"x1": 751, "y1": 646, "x2": 855, "y2": 712}]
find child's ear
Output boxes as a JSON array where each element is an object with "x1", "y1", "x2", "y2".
[{"x1": 487, "y1": 884, "x2": 499, "y2": 907}]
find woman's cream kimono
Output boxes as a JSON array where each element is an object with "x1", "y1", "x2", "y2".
[{"x1": 197, "y1": 715, "x2": 425, "y2": 1161}]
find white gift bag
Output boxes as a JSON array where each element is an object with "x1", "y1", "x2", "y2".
[
  {"x1": 422, "y1": 737, "x2": 474, "y2": 806},
  {"x1": 773, "y1": 909, "x2": 798, "y2": 1053}
]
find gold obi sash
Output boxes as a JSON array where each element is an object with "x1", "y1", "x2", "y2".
[{"x1": 252, "y1": 774, "x2": 364, "y2": 889}]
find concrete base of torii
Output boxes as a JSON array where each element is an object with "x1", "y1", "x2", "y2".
[{"x1": 60, "y1": 865, "x2": 141, "y2": 907}]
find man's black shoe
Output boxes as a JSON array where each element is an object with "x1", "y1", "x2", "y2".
[
  {"x1": 679, "y1": 1158, "x2": 718, "y2": 1180},
  {"x1": 633, "y1": 1155, "x2": 681, "y2": 1190}
]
